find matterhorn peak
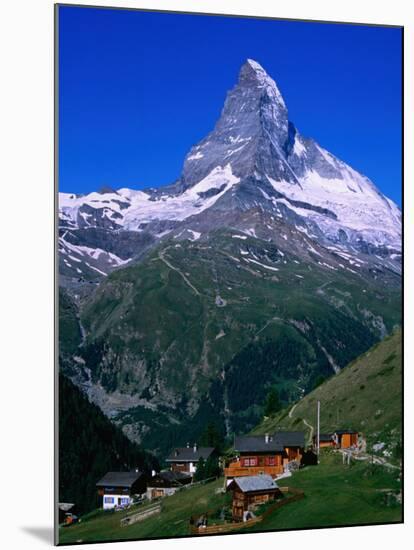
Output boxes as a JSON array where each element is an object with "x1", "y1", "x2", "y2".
[
  {"x1": 60, "y1": 58, "x2": 402, "y2": 282},
  {"x1": 180, "y1": 58, "x2": 290, "y2": 187},
  {"x1": 239, "y1": 58, "x2": 268, "y2": 80},
  {"x1": 238, "y1": 58, "x2": 287, "y2": 109}
]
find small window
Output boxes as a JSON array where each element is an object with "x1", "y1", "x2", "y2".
[{"x1": 104, "y1": 497, "x2": 115, "y2": 504}]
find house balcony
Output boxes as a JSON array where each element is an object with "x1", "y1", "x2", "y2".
[{"x1": 224, "y1": 463, "x2": 283, "y2": 478}]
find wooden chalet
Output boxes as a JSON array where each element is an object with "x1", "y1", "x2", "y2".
[
  {"x1": 224, "y1": 432, "x2": 305, "y2": 481},
  {"x1": 146, "y1": 470, "x2": 192, "y2": 500},
  {"x1": 333, "y1": 429, "x2": 358, "y2": 449},
  {"x1": 227, "y1": 474, "x2": 283, "y2": 521},
  {"x1": 312, "y1": 430, "x2": 358, "y2": 449},
  {"x1": 96, "y1": 471, "x2": 147, "y2": 510},
  {"x1": 165, "y1": 443, "x2": 215, "y2": 476}
]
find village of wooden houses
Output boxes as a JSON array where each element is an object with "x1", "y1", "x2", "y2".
[{"x1": 59, "y1": 412, "x2": 401, "y2": 544}]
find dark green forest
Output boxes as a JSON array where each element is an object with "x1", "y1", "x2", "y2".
[{"x1": 59, "y1": 374, "x2": 159, "y2": 515}]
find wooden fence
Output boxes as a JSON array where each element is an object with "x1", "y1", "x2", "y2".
[
  {"x1": 190, "y1": 516, "x2": 262, "y2": 535},
  {"x1": 181, "y1": 476, "x2": 217, "y2": 490},
  {"x1": 189, "y1": 486, "x2": 305, "y2": 535}
]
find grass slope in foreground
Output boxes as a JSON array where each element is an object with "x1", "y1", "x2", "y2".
[
  {"x1": 59, "y1": 478, "x2": 228, "y2": 544},
  {"x1": 245, "y1": 451, "x2": 401, "y2": 533},
  {"x1": 58, "y1": 451, "x2": 401, "y2": 544},
  {"x1": 252, "y1": 328, "x2": 402, "y2": 453}
]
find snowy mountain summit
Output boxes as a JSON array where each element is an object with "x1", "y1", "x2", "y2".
[
  {"x1": 59, "y1": 59, "x2": 401, "y2": 280},
  {"x1": 180, "y1": 58, "x2": 401, "y2": 249}
]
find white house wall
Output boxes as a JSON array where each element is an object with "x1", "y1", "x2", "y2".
[{"x1": 102, "y1": 494, "x2": 131, "y2": 509}]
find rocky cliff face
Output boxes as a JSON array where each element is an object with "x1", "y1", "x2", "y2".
[
  {"x1": 58, "y1": 59, "x2": 401, "y2": 458},
  {"x1": 181, "y1": 59, "x2": 292, "y2": 187}
]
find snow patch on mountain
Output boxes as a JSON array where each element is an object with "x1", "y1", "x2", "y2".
[
  {"x1": 59, "y1": 164, "x2": 240, "y2": 231},
  {"x1": 266, "y1": 163, "x2": 401, "y2": 248},
  {"x1": 59, "y1": 233, "x2": 131, "y2": 278},
  {"x1": 59, "y1": 190, "x2": 131, "y2": 228},
  {"x1": 293, "y1": 136, "x2": 307, "y2": 157},
  {"x1": 122, "y1": 164, "x2": 239, "y2": 230}
]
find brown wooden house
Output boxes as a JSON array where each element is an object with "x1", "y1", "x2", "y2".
[
  {"x1": 334, "y1": 430, "x2": 358, "y2": 449},
  {"x1": 227, "y1": 474, "x2": 283, "y2": 521},
  {"x1": 224, "y1": 432, "x2": 305, "y2": 482},
  {"x1": 165, "y1": 443, "x2": 215, "y2": 476},
  {"x1": 146, "y1": 470, "x2": 192, "y2": 500}
]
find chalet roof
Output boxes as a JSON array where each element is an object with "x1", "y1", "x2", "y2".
[
  {"x1": 96, "y1": 471, "x2": 144, "y2": 488},
  {"x1": 234, "y1": 431, "x2": 305, "y2": 453},
  {"x1": 274, "y1": 431, "x2": 305, "y2": 447},
  {"x1": 234, "y1": 435, "x2": 283, "y2": 453},
  {"x1": 148, "y1": 470, "x2": 192, "y2": 487},
  {"x1": 335, "y1": 429, "x2": 358, "y2": 435},
  {"x1": 232, "y1": 474, "x2": 279, "y2": 493},
  {"x1": 165, "y1": 446, "x2": 214, "y2": 463}
]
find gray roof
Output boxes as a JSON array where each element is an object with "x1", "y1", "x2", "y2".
[
  {"x1": 234, "y1": 431, "x2": 305, "y2": 453},
  {"x1": 96, "y1": 471, "x2": 144, "y2": 488},
  {"x1": 335, "y1": 429, "x2": 358, "y2": 435},
  {"x1": 148, "y1": 470, "x2": 192, "y2": 487},
  {"x1": 166, "y1": 446, "x2": 214, "y2": 462},
  {"x1": 274, "y1": 431, "x2": 305, "y2": 447},
  {"x1": 233, "y1": 474, "x2": 279, "y2": 493},
  {"x1": 234, "y1": 435, "x2": 283, "y2": 452}
]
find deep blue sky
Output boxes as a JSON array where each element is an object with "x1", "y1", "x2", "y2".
[{"x1": 58, "y1": 6, "x2": 402, "y2": 205}]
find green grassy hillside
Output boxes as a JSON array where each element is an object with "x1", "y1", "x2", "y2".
[
  {"x1": 252, "y1": 328, "x2": 402, "y2": 453},
  {"x1": 59, "y1": 478, "x2": 228, "y2": 544},
  {"x1": 245, "y1": 451, "x2": 401, "y2": 533}
]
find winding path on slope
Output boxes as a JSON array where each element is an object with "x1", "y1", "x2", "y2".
[
  {"x1": 302, "y1": 418, "x2": 314, "y2": 446},
  {"x1": 158, "y1": 247, "x2": 200, "y2": 296},
  {"x1": 288, "y1": 403, "x2": 298, "y2": 418},
  {"x1": 288, "y1": 402, "x2": 314, "y2": 446}
]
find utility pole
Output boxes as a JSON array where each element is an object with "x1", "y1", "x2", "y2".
[{"x1": 317, "y1": 400, "x2": 320, "y2": 463}]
